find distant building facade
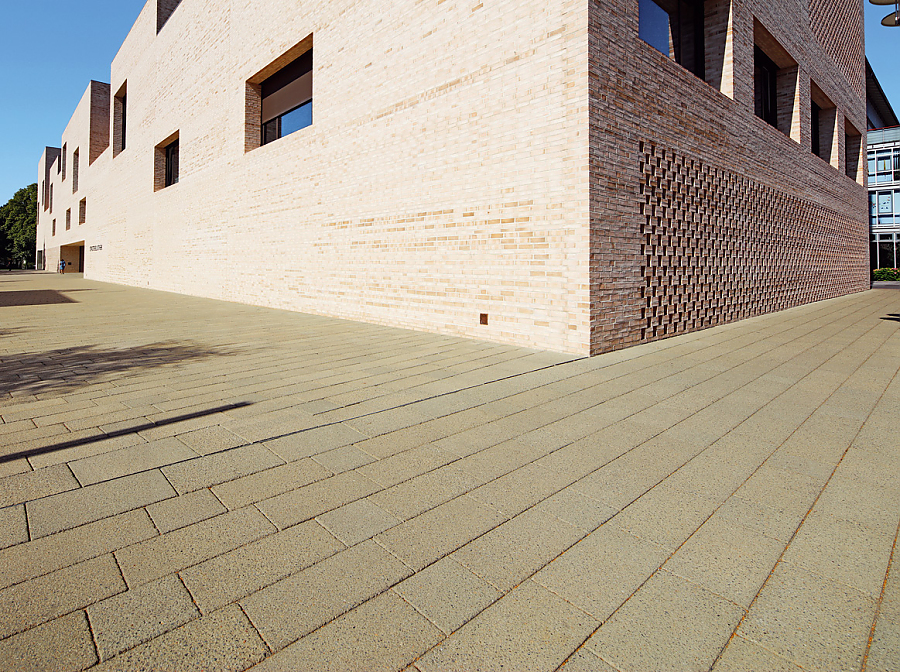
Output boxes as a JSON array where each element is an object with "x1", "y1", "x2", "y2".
[
  {"x1": 37, "y1": 0, "x2": 869, "y2": 355},
  {"x1": 866, "y1": 59, "x2": 900, "y2": 271}
]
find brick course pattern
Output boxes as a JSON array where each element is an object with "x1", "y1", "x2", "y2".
[
  {"x1": 35, "y1": 0, "x2": 867, "y2": 356},
  {"x1": 639, "y1": 142, "x2": 867, "y2": 341}
]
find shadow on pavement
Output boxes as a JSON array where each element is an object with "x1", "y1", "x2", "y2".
[
  {"x1": 881, "y1": 313, "x2": 900, "y2": 323},
  {"x1": 0, "y1": 290, "x2": 79, "y2": 307},
  {"x1": 0, "y1": 341, "x2": 239, "y2": 397},
  {"x1": 0, "y1": 402, "x2": 252, "y2": 464}
]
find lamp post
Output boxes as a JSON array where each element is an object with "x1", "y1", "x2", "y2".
[{"x1": 869, "y1": 0, "x2": 900, "y2": 27}]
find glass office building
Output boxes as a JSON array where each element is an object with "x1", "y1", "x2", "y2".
[{"x1": 868, "y1": 128, "x2": 900, "y2": 270}]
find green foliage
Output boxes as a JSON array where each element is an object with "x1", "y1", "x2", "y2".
[
  {"x1": 0, "y1": 184, "x2": 37, "y2": 267},
  {"x1": 873, "y1": 267, "x2": 900, "y2": 282}
]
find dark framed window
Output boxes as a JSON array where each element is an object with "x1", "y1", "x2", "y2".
[
  {"x1": 260, "y1": 49, "x2": 313, "y2": 145},
  {"x1": 754, "y1": 46, "x2": 778, "y2": 127},
  {"x1": 79, "y1": 198, "x2": 86, "y2": 224},
  {"x1": 62, "y1": 144, "x2": 67, "y2": 181},
  {"x1": 72, "y1": 148, "x2": 80, "y2": 193},
  {"x1": 165, "y1": 140, "x2": 179, "y2": 187},
  {"x1": 811, "y1": 101, "x2": 821, "y2": 157},
  {"x1": 66, "y1": 209, "x2": 71, "y2": 231},
  {"x1": 114, "y1": 83, "x2": 127, "y2": 156},
  {"x1": 638, "y1": 0, "x2": 705, "y2": 80}
]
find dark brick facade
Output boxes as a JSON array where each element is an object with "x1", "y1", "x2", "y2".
[{"x1": 588, "y1": 0, "x2": 868, "y2": 355}]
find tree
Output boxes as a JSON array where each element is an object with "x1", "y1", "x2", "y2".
[{"x1": 0, "y1": 184, "x2": 37, "y2": 267}]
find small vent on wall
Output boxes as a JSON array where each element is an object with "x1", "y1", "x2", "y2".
[{"x1": 480, "y1": 314, "x2": 488, "y2": 325}]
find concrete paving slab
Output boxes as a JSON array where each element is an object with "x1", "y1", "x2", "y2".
[
  {"x1": 146, "y1": 488, "x2": 227, "y2": 533},
  {"x1": 261, "y1": 423, "x2": 368, "y2": 462},
  {"x1": 68, "y1": 436, "x2": 197, "y2": 486},
  {"x1": 180, "y1": 519, "x2": 344, "y2": 613},
  {"x1": 251, "y1": 591, "x2": 443, "y2": 672},
  {"x1": 316, "y1": 498, "x2": 400, "y2": 546},
  {"x1": 91, "y1": 605, "x2": 267, "y2": 672},
  {"x1": 394, "y1": 556, "x2": 502, "y2": 635},
  {"x1": 374, "y1": 495, "x2": 506, "y2": 571},
  {"x1": 417, "y1": 581, "x2": 598, "y2": 672},
  {"x1": 26, "y1": 469, "x2": 175, "y2": 538},
  {"x1": 161, "y1": 443, "x2": 285, "y2": 494},
  {"x1": 256, "y1": 471, "x2": 380, "y2": 529},
  {"x1": 115, "y1": 506, "x2": 275, "y2": 586},
  {"x1": 0, "y1": 509, "x2": 156, "y2": 590},
  {"x1": 711, "y1": 636, "x2": 804, "y2": 671},
  {"x1": 87, "y1": 575, "x2": 199, "y2": 660},
  {"x1": 0, "y1": 554, "x2": 125, "y2": 639},
  {"x1": 0, "y1": 611, "x2": 98, "y2": 672},
  {"x1": 0, "y1": 463, "x2": 80, "y2": 508},
  {"x1": 240, "y1": 540, "x2": 412, "y2": 650},
  {"x1": 738, "y1": 563, "x2": 876, "y2": 671},
  {"x1": 585, "y1": 570, "x2": 744, "y2": 672},
  {"x1": 2, "y1": 275, "x2": 900, "y2": 671},
  {"x1": 533, "y1": 523, "x2": 669, "y2": 622},
  {"x1": 0, "y1": 503, "x2": 28, "y2": 550}
]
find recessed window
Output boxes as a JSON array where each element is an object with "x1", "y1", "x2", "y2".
[
  {"x1": 114, "y1": 83, "x2": 127, "y2": 156},
  {"x1": 810, "y1": 82, "x2": 836, "y2": 165},
  {"x1": 165, "y1": 140, "x2": 179, "y2": 187},
  {"x1": 261, "y1": 50, "x2": 313, "y2": 145},
  {"x1": 245, "y1": 37, "x2": 314, "y2": 152},
  {"x1": 638, "y1": 0, "x2": 705, "y2": 79},
  {"x1": 62, "y1": 143, "x2": 67, "y2": 181},
  {"x1": 845, "y1": 120, "x2": 861, "y2": 182},
  {"x1": 753, "y1": 21, "x2": 798, "y2": 141},
  {"x1": 49, "y1": 184, "x2": 53, "y2": 213},
  {"x1": 66, "y1": 208, "x2": 71, "y2": 231},
  {"x1": 157, "y1": 0, "x2": 182, "y2": 33},
  {"x1": 754, "y1": 47, "x2": 778, "y2": 127},
  {"x1": 52, "y1": 219, "x2": 56, "y2": 236},
  {"x1": 72, "y1": 148, "x2": 80, "y2": 193},
  {"x1": 154, "y1": 132, "x2": 180, "y2": 191},
  {"x1": 79, "y1": 198, "x2": 86, "y2": 224}
]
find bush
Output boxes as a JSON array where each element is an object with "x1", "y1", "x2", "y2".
[{"x1": 873, "y1": 267, "x2": 900, "y2": 281}]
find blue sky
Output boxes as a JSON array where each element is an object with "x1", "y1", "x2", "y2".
[{"x1": 0, "y1": 1, "x2": 897, "y2": 204}]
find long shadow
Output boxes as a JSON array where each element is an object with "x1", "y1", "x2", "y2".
[
  {"x1": 0, "y1": 402, "x2": 252, "y2": 464},
  {"x1": 0, "y1": 341, "x2": 239, "y2": 397},
  {"x1": 882, "y1": 314, "x2": 900, "y2": 323}
]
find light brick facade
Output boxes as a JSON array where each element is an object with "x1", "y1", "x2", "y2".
[{"x1": 36, "y1": 0, "x2": 868, "y2": 355}]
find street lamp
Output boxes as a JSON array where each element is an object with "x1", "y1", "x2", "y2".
[{"x1": 870, "y1": 0, "x2": 900, "y2": 27}]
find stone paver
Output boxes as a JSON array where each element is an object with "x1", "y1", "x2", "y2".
[{"x1": 1, "y1": 272, "x2": 899, "y2": 670}]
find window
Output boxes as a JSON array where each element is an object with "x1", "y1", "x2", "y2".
[
  {"x1": 66, "y1": 209, "x2": 71, "y2": 231},
  {"x1": 638, "y1": 0, "x2": 705, "y2": 79},
  {"x1": 157, "y1": 0, "x2": 182, "y2": 33},
  {"x1": 754, "y1": 46, "x2": 778, "y2": 127},
  {"x1": 245, "y1": 37, "x2": 314, "y2": 152},
  {"x1": 752, "y1": 21, "x2": 799, "y2": 142},
  {"x1": 49, "y1": 184, "x2": 53, "y2": 213},
  {"x1": 810, "y1": 102, "x2": 820, "y2": 158},
  {"x1": 42, "y1": 181, "x2": 46, "y2": 211},
  {"x1": 62, "y1": 144, "x2": 67, "y2": 181},
  {"x1": 114, "y1": 83, "x2": 127, "y2": 156},
  {"x1": 79, "y1": 198, "x2": 86, "y2": 224},
  {"x1": 810, "y1": 82, "x2": 836, "y2": 166},
  {"x1": 154, "y1": 132, "x2": 180, "y2": 191},
  {"x1": 165, "y1": 140, "x2": 179, "y2": 187},
  {"x1": 52, "y1": 219, "x2": 56, "y2": 236},
  {"x1": 261, "y1": 50, "x2": 313, "y2": 145},
  {"x1": 72, "y1": 148, "x2": 80, "y2": 193},
  {"x1": 845, "y1": 120, "x2": 861, "y2": 181}
]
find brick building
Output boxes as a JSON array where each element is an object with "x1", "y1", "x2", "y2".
[
  {"x1": 36, "y1": 0, "x2": 868, "y2": 355},
  {"x1": 865, "y1": 59, "x2": 900, "y2": 270}
]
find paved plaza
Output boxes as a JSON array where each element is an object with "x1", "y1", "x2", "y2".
[{"x1": 0, "y1": 272, "x2": 898, "y2": 672}]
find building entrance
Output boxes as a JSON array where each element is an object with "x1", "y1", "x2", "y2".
[{"x1": 60, "y1": 242, "x2": 85, "y2": 273}]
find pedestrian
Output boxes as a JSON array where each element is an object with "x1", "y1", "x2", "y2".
[{"x1": 59, "y1": 259, "x2": 66, "y2": 274}]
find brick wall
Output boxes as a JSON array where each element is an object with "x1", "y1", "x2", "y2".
[
  {"x1": 587, "y1": 0, "x2": 867, "y2": 354},
  {"x1": 38, "y1": 0, "x2": 866, "y2": 355}
]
